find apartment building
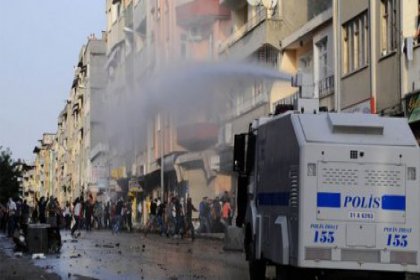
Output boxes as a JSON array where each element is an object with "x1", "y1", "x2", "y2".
[
  {"x1": 329, "y1": 0, "x2": 420, "y2": 142},
  {"x1": 278, "y1": 5, "x2": 334, "y2": 110},
  {"x1": 400, "y1": 0, "x2": 420, "y2": 141},
  {"x1": 216, "y1": 1, "x2": 332, "y2": 173},
  {"x1": 105, "y1": 0, "x2": 233, "y2": 216},
  {"x1": 32, "y1": 133, "x2": 55, "y2": 198},
  {"x1": 21, "y1": 164, "x2": 36, "y2": 206},
  {"x1": 30, "y1": 36, "x2": 106, "y2": 205}
]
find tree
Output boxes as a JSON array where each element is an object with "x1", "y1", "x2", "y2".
[{"x1": 0, "y1": 146, "x2": 22, "y2": 203}]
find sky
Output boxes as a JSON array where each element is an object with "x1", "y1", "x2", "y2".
[{"x1": 0, "y1": 1, "x2": 105, "y2": 162}]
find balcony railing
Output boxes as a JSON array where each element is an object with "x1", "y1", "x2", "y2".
[
  {"x1": 318, "y1": 75, "x2": 334, "y2": 98},
  {"x1": 272, "y1": 91, "x2": 299, "y2": 110},
  {"x1": 226, "y1": 90, "x2": 270, "y2": 120},
  {"x1": 219, "y1": 7, "x2": 280, "y2": 53}
]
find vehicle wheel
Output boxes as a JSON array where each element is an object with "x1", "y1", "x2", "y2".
[
  {"x1": 249, "y1": 258, "x2": 266, "y2": 280},
  {"x1": 246, "y1": 232, "x2": 266, "y2": 280},
  {"x1": 276, "y1": 265, "x2": 290, "y2": 280}
]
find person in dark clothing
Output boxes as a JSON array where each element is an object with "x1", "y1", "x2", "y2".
[
  {"x1": 175, "y1": 197, "x2": 185, "y2": 238},
  {"x1": 125, "y1": 201, "x2": 132, "y2": 232},
  {"x1": 186, "y1": 197, "x2": 198, "y2": 240},
  {"x1": 37, "y1": 196, "x2": 49, "y2": 224},
  {"x1": 157, "y1": 201, "x2": 166, "y2": 236},
  {"x1": 21, "y1": 200, "x2": 29, "y2": 225},
  {"x1": 113, "y1": 198, "x2": 124, "y2": 234},
  {"x1": 199, "y1": 197, "x2": 210, "y2": 233},
  {"x1": 85, "y1": 198, "x2": 94, "y2": 231},
  {"x1": 47, "y1": 196, "x2": 58, "y2": 227},
  {"x1": 211, "y1": 197, "x2": 222, "y2": 232},
  {"x1": 104, "y1": 202, "x2": 111, "y2": 229},
  {"x1": 144, "y1": 198, "x2": 157, "y2": 236}
]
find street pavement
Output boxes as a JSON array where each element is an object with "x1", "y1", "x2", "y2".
[{"x1": 0, "y1": 230, "x2": 249, "y2": 280}]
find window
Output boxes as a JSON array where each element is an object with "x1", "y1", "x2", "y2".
[
  {"x1": 317, "y1": 37, "x2": 328, "y2": 80},
  {"x1": 316, "y1": 37, "x2": 334, "y2": 98},
  {"x1": 111, "y1": 2, "x2": 121, "y2": 24},
  {"x1": 342, "y1": 12, "x2": 369, "y2": 75},
  {"x1": 380, "y1": 0, "x2": 398, "y2": 55}
]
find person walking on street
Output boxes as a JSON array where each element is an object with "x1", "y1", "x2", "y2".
[
  {"x1": 186, "y1": 197, "x2": 197, "y2": 240},
  {"x1": 63, "y1": 202, "x2": 72, "y2": 230},
  {"x1": 93, "y1": 201, "x2": 103, "y2": 230},
  {"x1": 7, "y1": 197, "x2": 17, "y2": 237},
  {"x1": 113, "y1": 198, "x2": 124, "y2": 234},
  {"x1": 137, "y1": 200, "x2": 143, "y2": 227},
  {"x1": 104, "y1": 202, "x2": 111, "y2": 229},
  {"x1": 198, "y1": 197, "x2": 210, "y2": 233},
  {"x1": 71, "y1": 197, "x2": 82, "y2": 238},
  {"x1": 21, "y1": 200, "x2": 30, "y2": 233},
  {"x1": 222, "y1": 199, "x2": 232, "y2": 227},
  {"x1": 125, "y1": 201, "x2": 133, "y2": 232},
  {"x1": 144, "y1": 198, "x2": 157, "y2": 236},
  {"x1": 37, "y1": 195, "x2": 49, "y2": 224}
]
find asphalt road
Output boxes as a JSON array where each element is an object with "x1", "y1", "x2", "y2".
[{"x1": 0, "y1": 230, "x2": 249, "y2": 280}]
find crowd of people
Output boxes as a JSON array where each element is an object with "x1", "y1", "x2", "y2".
[
  {"x1": 0, "y1": 191, "x2": 234, "y2": 248},
  {"x1": 142, "y1": 191, "x2": 233, "y2": 240}
]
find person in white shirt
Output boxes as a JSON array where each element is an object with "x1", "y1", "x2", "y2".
[
  {"x1": 137, "y1": 201, "x2": 142, "y2": 225},
  {"x1": 71, "y1": 197, "x2": 82, "y2": 238},
  {"x1": 7, "y1": 197, "x2": 17, "y2": 237}
]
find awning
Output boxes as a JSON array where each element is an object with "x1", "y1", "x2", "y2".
[
  {"x1": 157, "y1": 152, "x2": 185, "y2": 172},
  {"x1": 175, "y1": 151, "x2": 216, "y2": 182},
  {"x1": 144, "y1": 169, "x2": 161, "y2": 192}
]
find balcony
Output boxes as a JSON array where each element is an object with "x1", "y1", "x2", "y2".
[
  {"x1": 134, "y1": 44, "x2": 155, "y2": 79},
  {"x1": 219, "y1": 7, "x2": 282, "y2": 60},
  {"x1": 318, "y1": 75, "x2": 334, "y2": 98},
  {"x1": 177, "y1": 122, "x2": 219, "y2": 151},
  {"x1": 133, "y1": 0, "x2": 147, "y2": 30},
  {"x1": 219, "y1": 0, "x2": 245, "y2": 10},
  {"x1": 90, "y1": 143, "x2": 109, "y2": 161},
  {"x1": 176, "y1": 0, "x2": 230, "y2": 28}
]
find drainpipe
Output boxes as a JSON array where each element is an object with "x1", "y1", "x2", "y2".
[
  {"x1": 369, "y1": 0, "x2": 377, "y2": 114},
  {"x1": 333, "y1": 0, "x2": 341, "y2": 112}
]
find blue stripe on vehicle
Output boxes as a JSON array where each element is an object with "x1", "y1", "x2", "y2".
[
  {"x1": 382, "y1": 195, "x2": 406, "y2": 211},
  {"x1": 257, "y1": 192, "x2": 290, "y2": 206},
  {"x1": 317, "y1": 192, "x2": 341, "y2": 208}
]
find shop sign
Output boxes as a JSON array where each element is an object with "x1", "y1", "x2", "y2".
[
  {"x1": 405, "y1": 92, "x2": 420, "y2": 123},
  {"x1": 129, "y1": 179, "x2": 143, "y2": 192}
]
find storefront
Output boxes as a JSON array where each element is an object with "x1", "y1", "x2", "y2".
[{"x1": 405, "y1": 91, "x2": 420, "y2": 143}]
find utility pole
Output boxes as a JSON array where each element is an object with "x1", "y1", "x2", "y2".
[{"x1": 160, "y1": 113, "x2": 164, "y2": 200}]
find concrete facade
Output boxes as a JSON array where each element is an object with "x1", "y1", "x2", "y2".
[
  {"x1": 29, "y1": 35, "x2": 106, "y2": 205},
  {"x1": 22, "y1": 0, "x2": 420, "y2": 223}
]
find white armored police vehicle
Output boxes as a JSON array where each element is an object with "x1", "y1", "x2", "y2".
[{"x1": 233, "y1": 108, "x2": 420, "y2": 279}]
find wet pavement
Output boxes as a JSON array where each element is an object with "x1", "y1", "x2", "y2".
[{"x1": 0, "y1": 230, "x2": 249, "y2": 280}]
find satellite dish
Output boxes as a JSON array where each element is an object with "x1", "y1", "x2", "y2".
[
  {"x1": 247, "y1": 0, "x2": 261, "y2": 6},
  {"x1": 262, "y1": 0, "x2": 278, "y2": 9}
]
